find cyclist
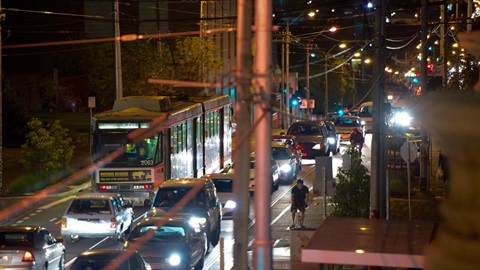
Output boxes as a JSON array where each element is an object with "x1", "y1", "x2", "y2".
[
  {"x1": 349, "y1": 127, "x2": 364, "y2": 152},
  {"x1": 290, "y1": 179, "x2": 309, "y2": 229}
]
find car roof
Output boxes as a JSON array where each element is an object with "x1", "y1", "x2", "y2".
[
  {"x1": 206, "y1": 171, "x2": 235, "y2": 180},
  {"x1": 73, "y1": 192, "x2": 120, "y2": 200},
  {"x1": 160, "y1": 178, "x2": 209, "y2": 188},
  {"x1": 135, "y1": 216, "x2": 190, "y2": 228},
  {"x1": 291, "y1": 120, "x2": 323, "y2": 125},
  {"x1": 337, "y1": 116, "x2": 361, "y2": 120},
  {"x1": 271, "y1": 141, "x2": 289, "y2": 148},
  {"x1": 272, "y1": 134, "x2": 296, "y2": 140},
  {"x1": 0, "y1": 226, "x2": 43, "y2": 232}
]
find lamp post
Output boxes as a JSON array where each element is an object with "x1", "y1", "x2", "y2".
[
  {"x1": 324, "y1": 43, "x2": 345, "y2": 116},
  {"x1": 284, "y1": 11, "x2": 315, "y2": 125}
]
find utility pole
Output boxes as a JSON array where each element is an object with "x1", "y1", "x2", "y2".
[
  {"x1": 419, "y1": 0, "x2": 429, "y2": 192},
  {"x1": 325, "y1": 57, "x2": 328, "y2": 115},
  {"x1": 281, "y1": 37, "x2": 286, "y2": 128},
  {"x1": 467, "y1": 0, "x2": 473, "y2": 32},
  {"x1": 370, "y1": 0, "x2": 387, "y2": 219},
  {"x1": 0, "y1": 0, "x2": 3, "y2": 193},
  {"x1": 114, "y1": 0, "x2": 123, "y2": 100},
  {"x1": 440, "y1": 3, "x2": 447, "y2": 87},
  {"x1": 306, "y1": 44, "x2": 311, "y2": 119},
  {"x1": 233, "y1": 0, "x2": 252, "y2": 269},
  {"x1": 253, "y1": 0, "x2": 273, "y2": 268},
  {"x1": 285, "y1": 26, "x2": 291, "y2": 125}
]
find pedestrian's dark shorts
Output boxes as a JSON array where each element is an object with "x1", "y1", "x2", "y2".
[{"x1": 291, "y1": 202, "x2": 306, "y2": 212}]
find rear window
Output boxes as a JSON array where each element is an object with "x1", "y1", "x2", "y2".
[
  {"x1": 289, "y1": 124, "x2": 322, "y2": 135},
  {"x1": 153, "y1": 187, "x2": 206, "y2": 208},
  {"x1": 213, "y1": 178, "x2": 233, "y2": 192},
  {"x1": 335, "y1": 118, "x2": 362, "y2": 127},
  {"x1": 0, "y1": 232, "x2": 34, "y2": 247},
  {"x1": 129, "y1": 225, "x2": 186, "y2": 242},
  {"x1": 68, "y1": 199, "x2": 111, "y2": 214}
]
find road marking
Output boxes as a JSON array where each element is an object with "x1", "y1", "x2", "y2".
[
  {"x1": 29, "y1": 213, "x2": 37, "y2": 216},
  {"x1": 49, "y1": 218, "x2": 57, "y2": 222},
  {"x1": 39, "y1": 195, "x2": 74, "y2": 210}
]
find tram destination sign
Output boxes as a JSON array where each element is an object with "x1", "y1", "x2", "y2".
[{"x1": 99, "y1": 170, "x2": 152, "y2": 182}]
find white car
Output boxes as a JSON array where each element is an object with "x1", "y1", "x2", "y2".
[
  {"x1": 208, "y1": 170, "x2": 236, "y2": 219},
  {"x1": 60, "y1": 193, "x2": 134, "y2": 243}
]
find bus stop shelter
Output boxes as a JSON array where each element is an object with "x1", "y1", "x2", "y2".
[{"x1": 301, "y1": 217, "x2": 438, "y2": 268}]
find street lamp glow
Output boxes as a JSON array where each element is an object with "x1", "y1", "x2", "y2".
[
  {"x1": 354, "y1": 52, "x2": 361, "y2": 57},
  {"x1": 307, "y1": 11, "x2": 316, "y2": 17},
  {"x1": 329, "y1": 26, "x2": 337, "y2": 32},
  {"x1": 452, "y1": 43, "x2": 459, "y2": 48},
  {"x1": 339, "y1": 43, "x2": 347, "y2": 48},
  {"x1": 367, "y1": 2, "x2": 373, "y2": 8},
  {"x1": 310, "y1": 53, "x2": 316, "y2": 57},
  {"x1": 364, "y1": 58, "x2": 371, "y2": 64}
]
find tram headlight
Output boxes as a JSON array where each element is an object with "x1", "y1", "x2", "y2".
[{"x1": 328, "y1": 137, "x2": 336, "y2": 144}]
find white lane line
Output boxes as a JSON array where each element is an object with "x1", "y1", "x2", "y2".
[
  {"x1": 36, "y1": 210, "x2": 42, "y2": 213},
  {"x1": 15, "y1": 220, "x2": 24, "y2": 224},
  {"x1": 29, "y1": 213, "x2": 36, "y2": 216},
  {"x1": 270, "y1": 205, "x2": 291, "y2": 226},
  {"x1": 49, "y1": 218, "x2": 57, "y2": 222},
  {"x1": 39, "y1": 195, "x2": 74, "y2": 210},
  {"x1": 65, "y1": 237, "x2": 111, "y2": 268}
]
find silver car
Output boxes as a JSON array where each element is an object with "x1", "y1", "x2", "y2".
[
  {"x1": 61, "y1": 193, "x2": 134, "y2": 243},
  {"x1": 0, "y1": 226, "x2": 65, "y2": 270}
]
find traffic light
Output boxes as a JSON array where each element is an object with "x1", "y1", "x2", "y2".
[{"x1": 290, "y1": 94, "x2": 301, "y2": 107}]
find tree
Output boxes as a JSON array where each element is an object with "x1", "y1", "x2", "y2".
[
  {"x1": 330, "y1": 147, "x2": 370, "y2": 218},
  {"x1": 20, "y1": 118, "x2": 74, "y2": 176},
  {"x1": 56, "y1": 37, "x2": 223, "y2": 108},
  {"x1": 2, "y1": 73, "x2": 28, "y2": 147}
]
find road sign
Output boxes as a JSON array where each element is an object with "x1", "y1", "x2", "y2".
[
  {"x1": 88, "y1": 97, "x2": 96, "y2": 108},
  {"x1": 400, "y1": 142, "x2": 418, "y2": 163},
  {"x1": 300, "y1": 99, "x2": 315, "y2": 109}
]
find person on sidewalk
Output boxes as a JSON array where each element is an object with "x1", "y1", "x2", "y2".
[
  {"x1": 349, "y1": 127, "x2": 364, "y2": 152},
  {"x1": 291, "y1": 179, "x2": 309, "y2": 229}
]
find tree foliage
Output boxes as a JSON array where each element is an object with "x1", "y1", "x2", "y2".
[
  {"x1": 2, "y1": 73, "x2": 28, "y2": 147},
  {"x1": 56, "y1": 37, "x2": 222, "y2": 108},
  {"x1": 20, "y1": 118, "x2": 74, "y2": 176},
  {"x1": 330, "y1": 147, "x2": 370, "y2": 218}
]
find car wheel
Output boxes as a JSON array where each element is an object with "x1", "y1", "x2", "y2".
[
  {"x1": 194, "y1": 256, "x2": 205, "y2": 270},
  {"x1": 205, "y1": 223, "x2": 212, "y2": 252},
  {"x1": 210, "y1": 219, "x2": 221, "y2": 247},
  {"x1": 58, "y1": 252, "x2": 65, "y2": 270},
  {"x1": 63, "y1": 235, "x2": 73, "y2": 244},
  {"x1": 332, "y1": 145, "x2": 338, "y2": 155}
]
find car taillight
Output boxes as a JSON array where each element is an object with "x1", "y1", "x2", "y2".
[
  {"x1": 133, "y1": 184, "x2": 152, "y2": 190},
  {"x1": 22, "y1": 251, "x2": 35, "y2": 263},
  {"x1": 98, "y1": 184, "x2": 117, "y2": 191},
  {"x1": 111, "y1": 218, "x2": 117, "y2": 228},
  {"x1": 60, "y1": 217, "x2": 66, "y2": 229}
]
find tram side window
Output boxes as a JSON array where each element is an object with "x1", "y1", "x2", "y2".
[
  {"x1": 171, "y1": 126, "x2": 178, "y2": 154},
  {"x1": 187, "y1": 121, "x2": 193, "y2": 150},
  {"x1": 206, "y1": 112, "x2": 212, "y2": 138},
  {"x1": 213, "y1": 111, "x2": 219, "y2": 136},
  {"x1": 182, "y1": 122, "x2": 187, "y2": 152}
]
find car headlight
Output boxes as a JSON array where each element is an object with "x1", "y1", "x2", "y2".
[
  {"x1": 361, "y1": 120, "x2": 366, "y2": 125},
  {"x1": 279, "y1": 164, "x2": 292, "y2": 173},
  {"x1": 189, "y1": 217, "x2": 207, "y2": 230},
  {"x1": 328, "y1": 137, "x2": 336, "y2": 144},
  {"x1": 224, "y1": 200, "x2": 236, "y2": 209},
  {"x1": 393, "y1": 112, "x2": 412, "y2": 126},
  {"x1": 166, "y1": 253, "x2": 181, "y2": 266},
  {"x1": 312, "y1": 144, "x2": 322, "y2": 150}
]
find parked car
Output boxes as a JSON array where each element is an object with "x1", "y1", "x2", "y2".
[
  {"x1": 272, "y1": 134, "x2": 303, "y2": 171},
  {"x1": 248, "y1": 152, "x2": 280, "y2": 193},
  {"x1": 0, "y1": 226, "x2": 65, "y2": 270},
  {"x1": 70, "y1": 249, "x2": 151, "y2": 270},
  {"x1": 208, "y1": 170, "x2": 236, "y2": 219},
  {"x1": 147, "y1": 177, "x2": 222, "y2": 250},
  {"x1": 271, "y1": 141, "x2": 298, "y2": 182},
  {"x1": 124, "y1": 216, "x2": 206, "y2": 270},
  {"x1": 334, "y1": 116, "x2": 365, "y2": 142},
  {"x1": 286, "y1": 121, "x2": 330, "y2": 158},
  {"x1": 60, "y1": 192, "x2": 134, "y2": 243},
  {"x1": 324, "y1": 120, "x2": 341, "y2": 155}
]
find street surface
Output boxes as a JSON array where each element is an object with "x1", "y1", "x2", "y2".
[{"x1": 3, "y1": 135, "x2": 372, "y2": 269}]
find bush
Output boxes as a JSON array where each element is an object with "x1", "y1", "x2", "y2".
[
  {"x1": 330, "y1": 146, "x2": 370, "y2": 218},
  {"x1": 5, "y1": 167, "x2": 82, "y2": 195}
]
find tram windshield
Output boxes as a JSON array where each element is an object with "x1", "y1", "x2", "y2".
[{"x1": 93, "y1": 132, "x2": 162, "y2": 167}]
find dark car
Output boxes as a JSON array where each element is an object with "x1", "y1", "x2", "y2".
[
  {"x1": 70, "y1": 250, "x2": 151, "y2": 270},
  {"x1": 124, "y1": 216, "x2": 206, "y2": 270},
  {"x1": 147, "y1": 177, "x2": 222, "y2": 251},
  {"x1": 272, "y1": 134, "x2": 303, "y2": 171},
  {"x1": 324, "y1": 120, "x2": 341, "y2": 155},
  {"x1": 248, "y1": 152, "x2": 280, "y2": 193},
  {"x1": 286, "y1": 121, "x2": 330, "y2": 158},
  {"x1": 271, "y1": 141, "x2": 298, "y2": 182},
  {"x1": 0, "y1": 226, "x2": 65, "y2": 270}
]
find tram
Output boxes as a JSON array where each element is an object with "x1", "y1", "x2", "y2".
[{"x1": 90, "y1": 89, "x2": 232, "y2": 205}]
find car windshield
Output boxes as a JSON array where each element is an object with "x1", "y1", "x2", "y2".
[
  {"x1": 129, "y1": 225, "x2": 186, "y2": 242},
  {"x1": 335, "y1": 118, "x2": 362, "y2": 127},
  {"x1": 0, "y1": 232, "x2": 34, "y2": 247},
  {"x1": 289, "y1": 124, "x2": 322, "y2": 135},
  {"x1": 153, "y1": 187, "x2": 205, "y2": 208},
  {"x1": 272, "y1": 147, "x2": 291, "y2": 159},
  {"x1": 213, "y1": 178, "x2": 233, "y2": 192},
  {"x1": 68, "y1": 199, "x2": 111, "y2": 214}
]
